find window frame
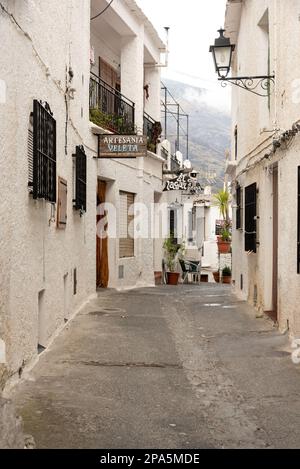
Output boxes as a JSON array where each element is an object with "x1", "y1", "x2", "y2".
[
  {"x1": 236, "y1": 185, "x2": 243, "y2": 230},
  {"x1": 119, "y1": 191, "x2": 135, "y2": 259}
]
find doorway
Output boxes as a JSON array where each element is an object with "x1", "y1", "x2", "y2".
[
  {"x1": 272, "y1": 166, "x2": 278, "y2": 321},
  {"x1": 96, "y1": 180, "x2": 109, "y2": 288},
  {"x1": 38, "y1": 289, "x2": 46, "y2": 353}
]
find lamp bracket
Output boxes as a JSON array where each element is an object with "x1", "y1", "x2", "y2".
[{"x1": 219, "y1": 75, "x2": 275, "y2": 97}]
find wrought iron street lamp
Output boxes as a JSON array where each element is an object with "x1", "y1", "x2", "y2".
[
  {"x1": 209, "y1": 29, "x2": 275, "y2": 97},
  {"x1": 209, "y1": 28, "x2": 235, "y2": 79}
]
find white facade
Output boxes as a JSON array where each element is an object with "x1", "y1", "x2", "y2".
[
  {"x1": 0, "y1": 0, "x2": 166, "y2": 389},
  {"x1": 225, "y1": 0, "x2": 300, "y2": 336},
  {"x1": 161, "y1": 182, "x2": 222, "y2": 278},
  {"x1": 90, "y1": 0, "x2": 166, "y2": 289}
]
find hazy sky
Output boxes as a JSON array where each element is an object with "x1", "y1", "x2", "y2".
[{"x1": 136, "y1": 0, "x2": 230, "y2": 111}]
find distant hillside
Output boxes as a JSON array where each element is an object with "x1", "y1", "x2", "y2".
[{"x1": 162, "y1": 79, "x2": 231, "y2": 190}]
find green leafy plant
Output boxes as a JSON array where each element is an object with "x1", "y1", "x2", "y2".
[
  {"x1": 220, "y1": 228, "x2": 231, "y2": 242},
  {"x1": 222, "y1": 266, "x2": 232, "y2": 277},
  {"x1": 90, "y1": 108, "x2": 136, "y2": 134},
  {"x1": 163, "y1": 236, "x2": 185, "y2": 272},
  {"x1": 213, "y1": 189, "x2": 231, "y2": 228}
]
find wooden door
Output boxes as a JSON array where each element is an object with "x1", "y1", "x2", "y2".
[
  {"x1": 99, "y1": 57, "x2": 118, "y2": 88},
  {"x1": 96, "y1": 180, "x2": 109, "y2": 288}
]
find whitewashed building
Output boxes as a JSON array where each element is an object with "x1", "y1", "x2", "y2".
[
  {"x1": 224, "y1": 0, "x2": 300, "y2": 337},
  {"x1": 90, "y1": 0, "x2": 166, "y2": 290},
  {"x1": 0, "y1": 0, "x2": 166, "y2": 389}
]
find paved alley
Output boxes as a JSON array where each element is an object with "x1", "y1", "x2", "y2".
[{"x1": 9, "y1": 284, "x2": 300, "y2": 449}]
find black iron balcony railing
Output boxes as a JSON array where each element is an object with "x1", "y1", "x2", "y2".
[
  {"x1": 171, "y1": 156, "x2": 181, "y2": 172},
  {"x1": 143, "y1": 111, "x2": 162, "y2": 153},
  {"x1": 89, "y1": 73, "x2": 135, "y2": 134}
]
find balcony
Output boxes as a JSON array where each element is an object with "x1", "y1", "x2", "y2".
[
  {"x1": 143, "y1": 112, "x2": 162, "y2": 153},
  {"x1": 89, "y1": 73, "x2": 135, "y2": 134},
  {"x1": 170, "y1": 156, "x2": 181, "y2": 172}
]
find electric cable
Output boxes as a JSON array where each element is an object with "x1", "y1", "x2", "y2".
[{"x1": 91, "y1": 0, "x2": 114, "y2": 21}]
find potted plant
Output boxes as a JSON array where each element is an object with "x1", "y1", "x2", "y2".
[
  {"x1": 212, "y1": 189, "x2": 232, "y2": 254},
  {"x1": 222, "y1": 266, "x2": 232, "y2": 284},
  {"x1": 163, "y1": 236, "x2": 185, "y2": 285},
  {"x1": 218, "y1": 228, "x2": 231, "y2": 254}
]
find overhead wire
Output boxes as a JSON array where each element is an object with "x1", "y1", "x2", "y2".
[{"x1": 91, "y1": 0, "x2": 114, "y2": 21}]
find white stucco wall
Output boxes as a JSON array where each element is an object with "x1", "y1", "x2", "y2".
[
  {"x1": 0, "y1": 0, "x2": 97, "y2": 384},
  {"x1": 0, "y1": 0, "x2": 166, "y2": 389},
  {"x1": 226, "y1": 0, "x2": 300, "y2": 334}
]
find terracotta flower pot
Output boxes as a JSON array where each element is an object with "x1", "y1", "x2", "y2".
[
  {"x1": 213, "y1": 271, "x2": 220, "y2": 283},
  {"x1": 218, "y1": 240, "x2": 231, "y2": 254},
  {"x1": 166, "y1": 272, "x2": 180, "y2": 285},
  {"x1": 222, "y1": 276, "x2": 232, "y2": 285}
]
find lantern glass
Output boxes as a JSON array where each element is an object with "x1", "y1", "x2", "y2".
[
  {"x1": 210, "y1": 29, "x2": 235, "y2": 78},
  {"x1": 214, "y1": 45, "x2": 232, "y2": 75}
]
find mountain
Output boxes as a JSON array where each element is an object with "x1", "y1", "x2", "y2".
[{"x1": 161, "y1": 79, "x2": 231, "y2": 190}]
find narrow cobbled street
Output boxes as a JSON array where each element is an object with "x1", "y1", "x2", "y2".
[{"x1": 10, "y1": 284, "x2": 300, "y2": 449}]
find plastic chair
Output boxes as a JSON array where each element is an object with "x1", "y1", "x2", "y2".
[{"x1": 179, "y1": 259, "x2": 201, "y2": 284}]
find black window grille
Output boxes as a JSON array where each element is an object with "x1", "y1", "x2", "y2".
[
  {"x1": 29, "y1": 100, "x2": 56, "y2": 202},
  {"x1": 73, "y1": 145, "x2": 87, "y2": 212},
  {"x1": 297, "y1": 167, "x2": 300, "y2": 273},
  {"x1": 236, "y1": 185, "x2": 243, "y2": 230},
  {"x1": 245, "y1": 183, "x2": 257, "y2": 253}
]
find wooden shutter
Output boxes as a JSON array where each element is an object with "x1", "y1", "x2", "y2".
[
  {"x1": 119, "y1": 191, "x2": 135, "y2": 258},
  {"x1": 57, "y1": 177, "x2": 67, "y2": 229},
  {"x1": 245, "y1": 183, "x2": 257, "y2": 253},
  {"x1": 99, "y1": 57, "x2": 118, "y2": 88}
]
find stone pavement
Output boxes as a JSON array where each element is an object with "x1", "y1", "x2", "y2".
[{"x1": 8, "y1": 284, "x2": 300, "y2": 448}]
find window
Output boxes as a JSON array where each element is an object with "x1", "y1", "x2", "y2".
[
  {"x1": 188, "y1": 210, "x2": 193, "y2": 243},
  {"x1": 119, "y1": 191, "x2": 135, "y2": 258},
  {"x1": 297, "y1": 167, "x2": 300, "y2": 273},
  {"x1": 57, "y1": 177, "x2": 67, "y2": 229},
  {"x1": 245, "y1": 183, "x2": 257, "y2": 253},
  {"x1": 73, "y1": 145, "x2": 87, "y2": 212},
  {"x1": 234, "y1": 125, "x2": 238, "y2": 160},
  {"x1": 236, "y1": 185, "x2": 243, "y2": 230},
  {"x1": 169, "y1": 208, "x2": 178, "y2": 243},
  {"x1": 29, "y1": 100, "x2": 56, "y2": 202},
  {"x1": 215, "y1": 219, "x2": 224, "y2": 236},
  {"x1": 99, "y1": 57, "x2": 119, "y2": 89}
]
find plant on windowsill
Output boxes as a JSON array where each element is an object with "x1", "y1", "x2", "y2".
[
  {"x1": 222, "y1": 266, "x2": 232, "y2": 284},
  {"x1": 90, "y1": 108, "x2": 136, "y2": 135},
  {"x1": 163, "y1": 235, "x2": 185, "y2": 286}
]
